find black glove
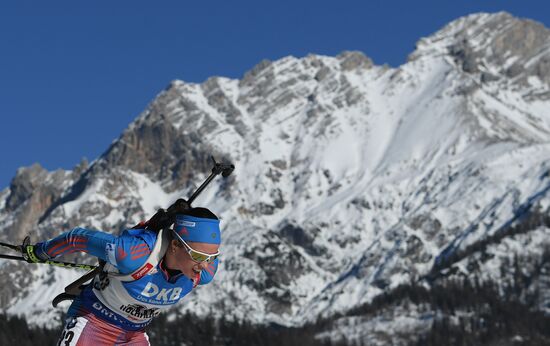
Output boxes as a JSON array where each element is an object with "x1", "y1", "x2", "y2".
[
  {"x1": 166, "y1": 198, "x2": 190, "y2": 215},
  {"x1": 165, "y1": 198, "x2": 190, "y2": 230},
  {"x1": 19, "y1": 236, "x2": 45, "y2": 263},
  {"x1": 145, "y1": 209, "x2": 169, "y2": 232},
  {"x1": 149, "y1": 199, "x2": 190, "y2": 231}
]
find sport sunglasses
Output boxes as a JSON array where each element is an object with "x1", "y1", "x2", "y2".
[{"x1": 172, "y1": 231, "x2": 220, "y2": 263}]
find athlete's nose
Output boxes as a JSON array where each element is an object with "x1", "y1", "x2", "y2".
[{"x1": 192, "y1": 262, "x2": 208, "y2": 273}]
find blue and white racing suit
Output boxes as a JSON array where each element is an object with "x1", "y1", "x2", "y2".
[{"x1": 36, "y1": 227, "x2": 218, "y2": 345}]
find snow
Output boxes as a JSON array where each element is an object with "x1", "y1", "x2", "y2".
[
  {"x1": 63, "y1": 179, "x2": 105, "y2": 217},
  {"x1": 129, "y1": 172, "x2": 180, "y2": 216},
  {"x1": 316, "y1": 306, "x2": 433, "y2": 345},
  {"x1": 6, "y1": 265, "x2": 84, "y2": 328},
  {"x1": 3, "y1": 12, "x2": 550, "y2": 340},
  {"x1": 316, "y1": 117, "x2": 361, "y2": 181},
  {"x1": 0, "y1": 188, "x2": 9, "y2": 210}
]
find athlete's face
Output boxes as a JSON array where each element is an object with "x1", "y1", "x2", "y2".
[{"x1": 166, "y1": 239, "x2": 219, "y2": 280}]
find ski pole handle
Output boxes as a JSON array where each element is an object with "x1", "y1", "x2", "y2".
[
  {"x1": 187, "y1": 156, "x2": 234, "y2": 205},
  {"x1": 142, "y1": 156, "x2": 234, "y2": 232}
]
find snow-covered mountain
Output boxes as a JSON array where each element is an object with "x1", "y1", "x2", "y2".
[{"x1": 1, "y1": 11, "x2": 550, "y2": 344}]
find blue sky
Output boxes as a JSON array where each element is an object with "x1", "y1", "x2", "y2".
[{"x1": 1, "y1": 1, "x2": 549, "y2": 189}]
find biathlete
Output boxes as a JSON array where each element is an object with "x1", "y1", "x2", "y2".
[{"x1": 22, "y1": 207, "x2": 221, "y2": 345}]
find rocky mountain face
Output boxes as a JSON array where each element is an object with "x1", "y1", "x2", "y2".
[{"x1": 1, "y1": 11, "x2": 550, "y2": 344}]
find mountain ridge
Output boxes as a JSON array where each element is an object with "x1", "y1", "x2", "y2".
[{"x1": 1, "y1": 11, "x2": 550, "y2": 344}]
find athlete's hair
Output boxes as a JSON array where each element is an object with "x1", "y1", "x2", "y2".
[{"x1": 182, "y1": 207, "x2": 218, "y2": 220}]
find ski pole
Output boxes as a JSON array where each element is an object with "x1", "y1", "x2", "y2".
[
  {"x1": 0, "y1": 241, "x2": 20, "y2": 252},
  {"x1": 0, "y1": 253, "x2": 26, "y2": 261},
  {"x1": 0, "y1": 252, "x2": 97, "y2": 271},
  {"x1": 187, "y1": 156, "x2": 235, "y2": 205},
  {"x1": 1, "y1": 239, "x2": 97, "y2": 270}
]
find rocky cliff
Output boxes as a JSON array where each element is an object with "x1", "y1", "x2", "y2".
[{"x1": 1, "y1": 11, "x2": 549, "y2": 344}]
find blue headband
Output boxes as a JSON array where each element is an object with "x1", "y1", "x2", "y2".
[{"x1": 174, "y1": 214, "x2": 221, "y2": 245}]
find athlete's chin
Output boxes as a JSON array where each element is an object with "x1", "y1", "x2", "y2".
[{"x1": 181, "y1": 268, "x2": 199, "y2": 280}]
